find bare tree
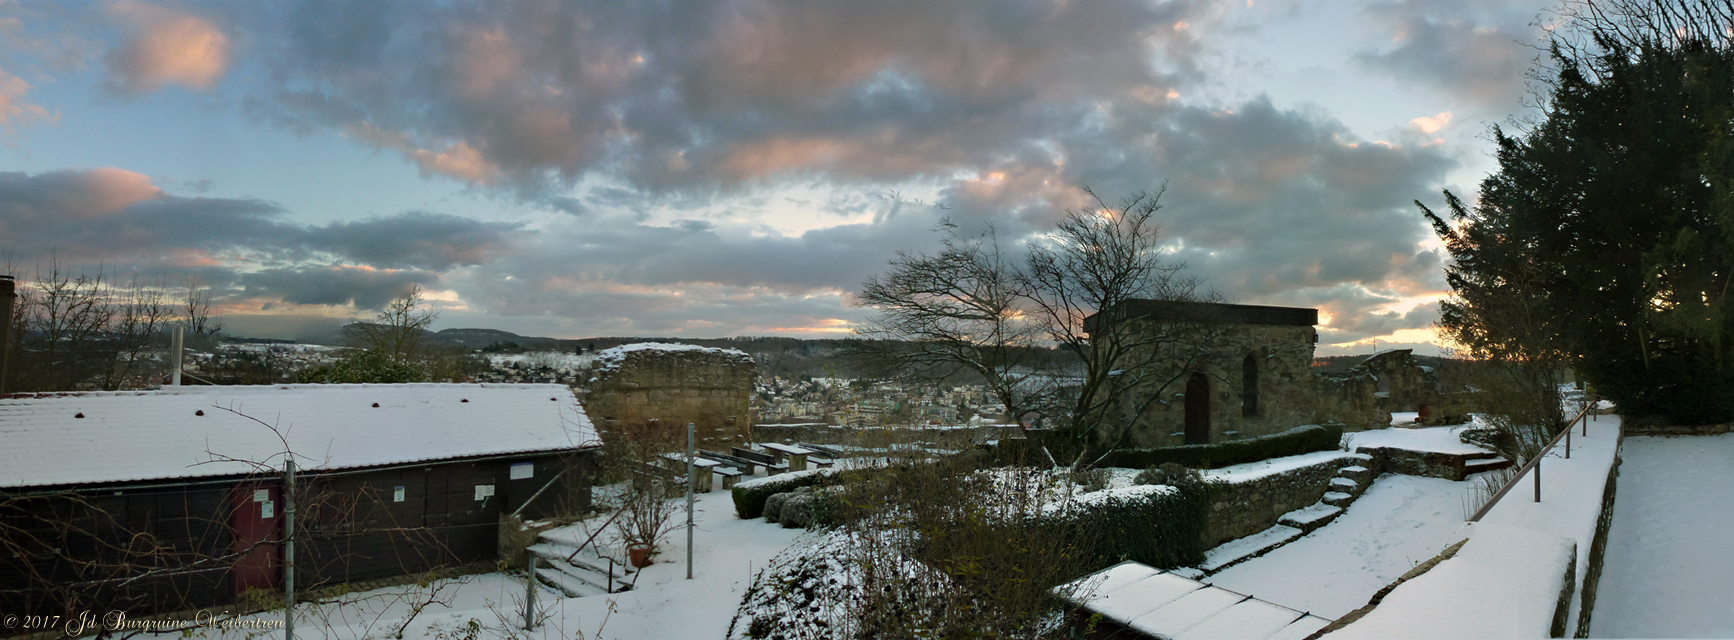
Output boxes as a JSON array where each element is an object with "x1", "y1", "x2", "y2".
[
  {"x1": 853, "y1": 187, "x2": 1219, "y2": 468},
  {"x1": 182, "y1": 274, "x2": 223, "y2": 337},
  {"x1": 853, "y1": 221, "x2": 1055, "y2": 455},
  {"x1": 95, "y1": 276, "x2": 174, "y2": 391},
  {"x1": 347, "y1": 284, "x2": 438, "y2": 366},
  {"x1": 1022, "y1": 187, "x2": 1224, "y2": 466}
]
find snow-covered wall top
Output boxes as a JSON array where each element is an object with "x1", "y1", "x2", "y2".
[
  {"x1": 590, "y1": 342, "x2": 754, "y2": 377},
  {"x1": 0, "y1": 383, "x2": 599, "y2": 488}
]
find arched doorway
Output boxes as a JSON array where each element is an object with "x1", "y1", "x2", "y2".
[
  {"x1": 1185, "y1": 372, "x2": 1211, "y2": 445},
  {"x1": 1242, "y1": 352, "x2": 1260, "y2": 417}
]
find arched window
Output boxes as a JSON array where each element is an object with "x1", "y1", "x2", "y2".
[{"x1": 1242, "y1": 352, "x2": 1259, "y2": 417}]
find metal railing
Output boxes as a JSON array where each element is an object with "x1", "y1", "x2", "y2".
[{"x1": 1468, "y1": 398, "x2": 1600, "y2": 523}]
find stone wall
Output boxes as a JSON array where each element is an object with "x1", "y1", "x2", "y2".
[
  {"x1": 1354, "y1": 445, "x2": 1472, "y2": 481},
  {"x1": 1122, "y1": 324, "x2": 1322, "y2": 448},
  {"x1": 1204, "y1": 452, "x2": 1361, "y2": 546},
  {"x1": 583, "y1": 343, "x2": 755, "y2": 447}
]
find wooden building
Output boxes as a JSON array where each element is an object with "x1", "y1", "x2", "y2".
[{"x1": 0, "y1": 383, "x2": 600, "y2": 620}]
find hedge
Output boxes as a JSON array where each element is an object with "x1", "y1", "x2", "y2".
[
  {"x1": 1099, "y1": 423, "x2": 1344, "y2": 470},
  {"x1": 732, "y1": 468, "x2": 843, "y2": 519},
  {"x1": 1065, "y1": 479, "x2": 1210, "y2": 570}
]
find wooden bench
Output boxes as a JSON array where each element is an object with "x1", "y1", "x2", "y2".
[
  {"x1": 731, "y1": 447, "x2": 789, "y2": 475},
  {"x1": 697, "y1": 449, "x2": 759, "y2": 474},
  {"x1": 796, "y1": 442, "x2": 846, "y2": 459},
  {"x1": 713, "y1": 466, "x2": 745, "y2": 490},
  {"x1": 761, "y1": 442, "x2": 816, "y2": 472},
  {"x1": 657, "y1": 453, "x2": 720, "y2": 492}
]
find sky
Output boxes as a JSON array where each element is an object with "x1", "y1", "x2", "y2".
[{"x1": 0, "y1": 0, "x2": 1560, "y2": 355}]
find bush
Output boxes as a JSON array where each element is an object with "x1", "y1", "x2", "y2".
[
  {"x1": 1100, "y1": 423, "x2": 1344, "y2": 469},
  {"x1": 731, "y1": 468, "x2": 843, "y2": 519},
  {"x1": 762, "y1": 492, "x2": 792, "y2": 522},
  {"x1": 1046, "y1": 476, "x2": 1210, "y2": 570}
]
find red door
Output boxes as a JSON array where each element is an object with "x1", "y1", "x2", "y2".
[{"x1": 231, "y1": 482, "x2": 281, "y2": 595}]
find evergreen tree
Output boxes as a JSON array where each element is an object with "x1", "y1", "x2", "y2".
[{"x1": 1423, "y1": 41, "x2": 1734, "y2": 426}]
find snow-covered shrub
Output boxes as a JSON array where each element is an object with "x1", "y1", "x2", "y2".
[
  {"x1": 731, "y1": 468, "x2": 844, "y2": 518},
  {"x1": 1099, "y1": 423, "x2": 1343, "y2": 469},
  {"x1": 1050, "y1": 479, "x2": 1208, "y2": 570},
  {"x1": 762, "y1": 491, "x2": 792, "y2": 522}
]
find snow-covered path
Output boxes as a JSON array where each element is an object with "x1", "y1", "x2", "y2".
[
  {"x1": 1206, "y1": 475, "x2": 1471, "y2": 619},
  {"x1": 1591, "y1": 433, "x2": 1734, "y2": 638}
]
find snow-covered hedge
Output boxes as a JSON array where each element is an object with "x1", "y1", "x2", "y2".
[
  {"x1": 1053, "y1": 478, "x2": 1209, "y2": 570},
  {"x1": 732, "y1": 468, "x2": 843, "y2": 519},
  {"x1": 1099, "y1": 423, "x2": 1344, "y2": 469}
]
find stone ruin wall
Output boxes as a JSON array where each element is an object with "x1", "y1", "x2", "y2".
[
  {"x1": 582, "y1": 345, "x2": 755, "y2": 448},
  {"x1": 1122, "y1": 331, "x2": 1453, "y2": 447},
  {"x1": 1125, "y1": 324, "x2": 1321, "y2": 448}
]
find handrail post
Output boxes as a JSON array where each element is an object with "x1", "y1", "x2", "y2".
[
  {"x1": 1565, "y1": 423, "x2": 1571, "y2": 459},
  {"x1": 1533, "y1": 455, "x2": 1541, "y2": 503}
]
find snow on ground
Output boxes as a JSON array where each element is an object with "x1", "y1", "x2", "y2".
[
  {"x1": 1591, "y1": 431, "x2": 1734, "y2": 638},
  {"x1": 1205, "y1": 474, "x2": 1473, "y2": 619},
  {"x1": 1203, "y1": 451, "x2": 1359, "y2": 484},
  {"x1": 1474, "y1": 416, "x2": 1620, "y2": 634},
  {"x1": 1325, "y1": 523, "x2": 1577, "y2": 639},
  {"x1": 1342, "y1": 422, "x2": 1491, "y2": 456},
  {"x1": 159, "y1": 489, "x2": 805, "y2": 640},
  {"x1": 487, "y1": 351, "x2": 596, "y2": 370}
]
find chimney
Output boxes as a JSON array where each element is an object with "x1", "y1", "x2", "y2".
[{"x1": 0, "y1": 275, "x2": 12, "y2": 395}]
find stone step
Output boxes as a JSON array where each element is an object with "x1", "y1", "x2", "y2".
[
  {"x1": 1322, "y1": 491, "x2": 1356, "y2": 508},
  {"x1": 1277, "y1": 503, "x2": 1344, "y2": 533},
  {"x1": 542, "y1": 556, "x2": 617, "y2": 595},
  {"x1": 1464, "y1": 457, "x2": 1514, "y2": 474},
  {"x1": 534, "y1": 564, "x2": 609, "y2": 598},
  {"x1": 1336, "y1": 464, "x2": 1372, "y2": 483},
  {"x1": 529, "y1": 540, "x2": 634, "y2": 575},
  {"x1": 1198, "y1": 525, "x2": 1304, "y2": 576},
  {"x1": 1462, "y1": 451, "x2": 1504, "y2": 461},
  {"x1": 1328, "y1": 476, "x2": 1362, "y2": 495},
  {"x1": 1348, "y1": 452, "x2": 1374, "y2": 464}
]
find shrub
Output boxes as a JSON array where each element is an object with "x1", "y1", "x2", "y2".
[
  {"x1": 1047, "y1": 477, "x2": 1210, "y2": 570},
  {"x1": 762, "y1": 492, "x2": 792, "y2": 522},
  {"x1": 1100, "y1": 423, "x2": 1344, "y2": 469},
  {"x1": 731, "y1": 468, "x2": 843, "y2": 519}
]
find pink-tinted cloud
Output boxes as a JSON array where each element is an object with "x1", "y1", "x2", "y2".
[
  {"x1": 103, "y1": 2, "x2": 231, "y2": 96},
  {"x1": 0, "y1": 64, "x2": 55, "y2": 132}
]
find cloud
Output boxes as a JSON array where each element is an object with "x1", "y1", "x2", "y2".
[
  {"x1": 0, "y1": 169, "x2": 527, "y2": 311},
  {"x1": 1409, "y1": 111, "x2": 1451, "y2": 134},
  {"x1": 0, "y1": 64, "x2": 55, "y2": 132},
  {"x1": 1353, "y1": 1, "x2": 1547, "y2": 107},
  {"x1": 301, "y1": 211, "x2": 521, "y2": 271},
  {"x1": 240, "y1": 0, "x2": 1217, "y2": 192},
  {"x1": 239, "y1": 266, "x2": 440, "y2": 310},
  {"x1": 103, "y1": 1, "x2": 231, "y2": 96}
]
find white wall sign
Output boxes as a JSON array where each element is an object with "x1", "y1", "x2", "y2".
[
  {"x1": 474, "y1": 484, "x2": 495, "y2": 501},
  {"x1": 510, "y1": 462, "x2": 533, "y2": 480},
  {"x1": 254, "y1": 489, "x2": 269, "y2": 502},
  {"x1": 261, "y1": 500, "x2": 275, "y2": 519},
  {"x1": 394, "y1": 486, "x2": 406, "y2": 502}
]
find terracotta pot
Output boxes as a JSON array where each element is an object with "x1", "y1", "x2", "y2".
[{"x1": 628, "y1": 543, "x2": 652, "y2": 568}]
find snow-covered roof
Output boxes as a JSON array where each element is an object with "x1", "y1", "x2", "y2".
[
  {"x1": 590, "y1": 342, "x2": 753, "y2": 377},
  {"x1": 0, "y1": 383, "x2": 599, "y2": 489}
]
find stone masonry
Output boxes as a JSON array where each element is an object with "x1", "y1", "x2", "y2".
[
  {"x1": 1096, "y1": 301, "x2": 1450, "y2": 448},
  {"x1": 1205, "y1": 453, "x2": 1362, "y2": 546},
  {"x1": 582, "y1": 343, "x2": 756, "y2": 447}
]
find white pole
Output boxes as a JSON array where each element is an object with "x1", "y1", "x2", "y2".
[
  {"x1": 171, "y1": 324, "x2": 184, "y2": 386},
  {"x1": 284, "y1": 457, "x2": 296, "y2": 640},
  {"x1": 686, "y1": 422, "x2": 695, "y2": 580}
]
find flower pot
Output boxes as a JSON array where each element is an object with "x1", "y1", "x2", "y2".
[{"x1": 628, "y1": 543, "x2": 652, "y2": 568}]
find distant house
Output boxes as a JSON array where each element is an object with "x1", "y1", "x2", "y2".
[{"x1": 0, "y1": 383, "x2": 600, "y2": 619}]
